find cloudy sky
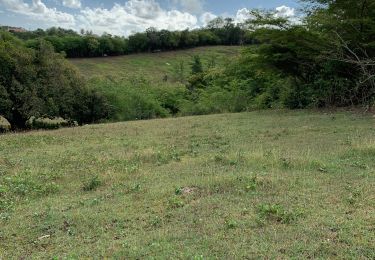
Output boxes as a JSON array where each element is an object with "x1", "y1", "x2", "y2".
[{"x1": 0, "y1": 0, "x2": 300, "y2": 36}]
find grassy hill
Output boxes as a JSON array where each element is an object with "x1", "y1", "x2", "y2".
[
  {"x1": 70, "y1": 46, "x2": 242, "y2": 83},
  {"x1": 1, "y1": 110, "x2": 374, "y2": 258}
]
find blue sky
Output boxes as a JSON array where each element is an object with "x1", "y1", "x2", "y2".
[{"x1": 0, "y1": 0, "x2": 300, "y2": 36}]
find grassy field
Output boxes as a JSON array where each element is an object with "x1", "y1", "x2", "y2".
[
  {"x1": 70, "y1": 46, "x2": 241, "y2": 83},
  {"x1": 0, "y1": 110, "x2": 374, "y2": 258}
]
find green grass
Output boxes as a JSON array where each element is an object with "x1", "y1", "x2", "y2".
[
  {"x1": 70, "y1": 46, "x2": 241, "y2": 83},
  {"x1": 1, "y1": 110, "x2": 374, "y2": 258}
]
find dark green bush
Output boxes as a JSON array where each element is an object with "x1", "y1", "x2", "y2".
[{"x1": 0, "y1": 31, "x2": 111, "y2": 129}]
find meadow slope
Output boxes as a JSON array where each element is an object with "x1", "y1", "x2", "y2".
[
  {"x1": 70, "y1": 46, "x2": 241, "y2": 82},
  {"x1": 0, "y1": 110, "x2": 374, "y2": 258}
]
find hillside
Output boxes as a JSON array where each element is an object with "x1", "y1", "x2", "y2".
[
  {"x1": 69, "y1": 46, "x2": 245, "y2": 122},
  {"x1": 1, "y1": 111, "x2": 374, "y2": 258},
  {"x1": 70, "y1": 46, "x2": 242, "y2": 83}
]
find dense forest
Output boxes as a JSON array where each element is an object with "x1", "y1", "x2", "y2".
[{"x1": 1, "y1": 0, "x2": 374, "y2": 131}]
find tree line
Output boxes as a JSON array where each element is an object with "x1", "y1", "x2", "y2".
[{"x1": 10, "y1": 18, "x2": 254, "y2": 58}]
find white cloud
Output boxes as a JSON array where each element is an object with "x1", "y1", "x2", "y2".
[
  {"x1": 0, "y1": 0, "x2": 30, "y2": 12},
  {"x1": 77, "y1": 0, "x2": 199, "y2": 36},
  {"x1": 234, "y1": 6, "x2": 297, "y2": 25},
  {"x1": 200, "y1": 11, "x2": 216, "y2": 26},
  {"x1": 62, "y1": 0, "x2": 81, "y2": 9},
  {"x1": 275, "y1": 5, "x2": 295, "y2": 18},
  {"x1": 0, "y1": 0, "x2": 75, "y2": 25},
  {"x1": 0, "y1": 0, "x2": 300, "y2": 37},
  {"x1": 235, "y1": 8, "x2": 252, "y2": 24},
  {"x1": 171, "y1": 0, "x2": 204, "y2": 14}
]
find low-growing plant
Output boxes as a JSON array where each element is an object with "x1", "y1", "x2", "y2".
[
  {"x1": 26, "y1": 116, "x2": 72, "y2": 130},
  {"x1": 175, "y1": 187, "x2": 183, "y2": 195},
  {"x1": 225, "y1": 219, "x2": 238, "y2": 229},
  {"x1": 82, "y1": 176, "x2": 102, "y2": 191},
  {"x1": 150, "y1": 216, "x2": 162, "y2": 228},
  {"x1": 168, "y1": 196, "x2": 185, "y2": 208},
  {"x1": 280, "y1": 157, "x2": 293, "y2": 169},
  {"x1": 245, "y1": 176, "x2": 258, "y2": 192},
  {"x1": 256, "y1": 203, "x2": 303, "y2": 224},
  {"x1": 345, "y1": 185, "x2": 362, "y2": 205},
  {"x1": 130, "y1": 183, "x2": 141, "y2": 193}
]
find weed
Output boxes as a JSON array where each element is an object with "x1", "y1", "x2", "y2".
[
  {"x1": 225, "y1": 219, "x2": 238, "y2": 229},
  {"x1": 256, "y1": 204, "x2": 303, "y2": 224},
  {"x1": 280, "y1": 157, "x2": 293, "y2": 169},
  {"x1": 245, "y1": 176, "x2": 258, "y2": 192},
  {"x1": 131, "y1": 183, "x2": 141, "y2": 192},
  {"x1": 150, "y1": 216, "x2": 162, "y2": 228},
  {"x1": 175, "y1": 187, "x2": 183, "y2": 195},
  {"x1": 168, "y1": 196, "x2": 185, "y2": 208},
  {"x1": 345, "y1": 185, "x2": 362, "y2": 205},
  {"x1": 82, "y1": 176, "x2": 102, "y2": 191}
]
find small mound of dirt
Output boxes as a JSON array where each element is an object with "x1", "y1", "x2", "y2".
[{"x1": 181, "y1": 187, "x2": 198, "y2": 195}]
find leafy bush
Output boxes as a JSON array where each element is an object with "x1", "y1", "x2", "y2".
[
  {"x1": 25, "y1": 116, "x2": 77, "y2": 129},
  {"x1": 0, "y1": 116, "x2": 11, "y2": 132},
  {"x1": 88, "y1": 78, "x2": 183, "y2": 121},
  {"x1": 0, "y1": 31, "x2": 111, "y2": 129}
]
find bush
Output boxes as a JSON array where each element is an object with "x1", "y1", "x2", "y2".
[
  {"x1": 0, "y1": 115, "x2": 11, "y2": 132},
  {"x1": 88, "y1": 78, "x2": 174, "y2": 121},
  {"x1": 26, "y1": 116, "x2": 73, "y2": 130},
  {"x1": 0, "y1": 32, "x2": 111, "y2": 129}
]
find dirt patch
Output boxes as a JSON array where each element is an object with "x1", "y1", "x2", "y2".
[{"x1": 181, "y1": 187, "x2": 198, "y2": 195}]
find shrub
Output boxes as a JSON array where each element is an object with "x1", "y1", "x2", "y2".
[
  {"x1": 88, "y1": 78, "x2": 171, "y2": 121},
  {"x1": 0, "y1": 33, "x2": 111, "y2": 129},
  {"x1": 0, "y1": 116, "x2": 11, "y2": 132},
  {"x1": 26, "y1": 116, "x2": 71, "y2": 130}
]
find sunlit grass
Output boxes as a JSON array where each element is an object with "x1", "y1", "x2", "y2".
[{"x1": 0, "y1": 110, "x2": 374, "y2": 258}]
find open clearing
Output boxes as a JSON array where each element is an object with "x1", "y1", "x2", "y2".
[
  {"x1": 70, "y1": 46, "x2": 242, "y2": 83},
  {"x1": 1, "y1": 110, "x2": 374, "y2": 258}
]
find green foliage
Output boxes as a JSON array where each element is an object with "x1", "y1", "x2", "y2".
[
  {"x1": 168, "y1": 196, "x2": 185, "y2": 208},
  {"x1": 82, "y1": 176, "x2": 102, "y2": 191},
  {"x1": 256, "y1": 204, "x2": 303, "y2": 224},
  {"x1": 243, "y1": 1, "x2": 375, "y2": 107},
  {"x1": 89, "y1": 78, "x2": 174, "y2": 121},
  {"x1": 0, "y1": 116, "x2": 11, "y2": 132},
  {"x1": 0, "y1": 31, "x2": 111, "y2": 129},
  {"x1": 11, "y1": 23, "x2": 249, "y2": 58},
  {"x1": 25, "y1": 116, "x2": 75, "y2": 130},
  {"x1": 191, "y1": 55, "x2": 203, "y2": 74}
]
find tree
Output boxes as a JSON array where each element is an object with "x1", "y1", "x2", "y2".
[
  {"x1": 0, "y1": 31, "x2": 111, "y2": 128},
  {"x1": 85, "y1": 36, "x2": 100, "y2": 57},
  {"x1": 146, "y1": 27, "x2": 161, "y2": 51}
]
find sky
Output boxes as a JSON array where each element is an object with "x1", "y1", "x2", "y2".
[{"x1": 0, "y1": 0, "x2": 300, "y2": 36}]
